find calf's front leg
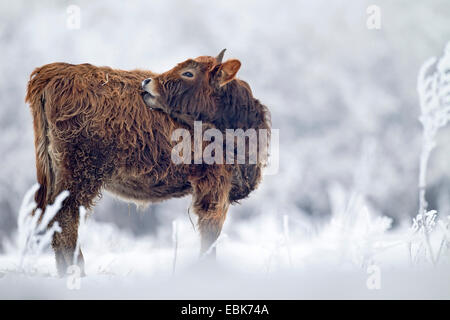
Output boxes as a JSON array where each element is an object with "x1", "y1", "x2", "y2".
[
  {"x1": 190, "y1": 167, "x2": 232, "y2": 259},
  {"x1": 197, "y1": 202, "x2": 230, "y2": 258}
]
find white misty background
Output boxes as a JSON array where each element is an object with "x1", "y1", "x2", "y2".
[{"x1": 0, "y1": 0, "x2": 450, "y2": 298}]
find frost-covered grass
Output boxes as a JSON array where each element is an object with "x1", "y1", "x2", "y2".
[
  {"x1": 0, "y1": 185, "x2": 449, "y2": 299},
  {"x1": 14, "y1": 184, "x2": 65, "y2": 274}
]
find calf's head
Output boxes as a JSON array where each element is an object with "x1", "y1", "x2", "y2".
[{"x1": 141, "y1": 49, "x2": 270, "y2": 132}]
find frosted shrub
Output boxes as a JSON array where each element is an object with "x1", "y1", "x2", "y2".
[
  {"x1": 16, "y1": 184, "x2": 68, "y2": 272},
  {"x1": 417, "y1": 42, "x2": 450, "y2": 215},
  {"x1": 410, "y1": 42, "x2": 450, "y2": 265}
]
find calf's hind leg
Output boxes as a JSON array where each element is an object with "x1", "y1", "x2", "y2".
[
  {"x1": 51, "y1": 202, "x2": 86, "y2": 277},
  {"x1": 49, "y1": 154, "x2": 105, "y2": 277}
]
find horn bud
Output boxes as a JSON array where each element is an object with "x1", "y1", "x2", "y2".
[{"x1": 216, "y1": 48, "x2": 226, "y2": 63}]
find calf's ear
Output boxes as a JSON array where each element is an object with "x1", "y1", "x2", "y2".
[{"x1": 218, "y1": 59, "x2": 241, "y2": 87}]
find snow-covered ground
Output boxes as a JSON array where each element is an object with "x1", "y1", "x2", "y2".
[{"x1": 1, "y1": 187, "x2": 449, "y2": 299}]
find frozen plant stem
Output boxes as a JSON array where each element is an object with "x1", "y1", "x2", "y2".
[
  {"x1": 418, "y1": 141, "x2": 432, "y2": 215},
  {"x1": 172, "y1": 220, "x2": 178, "y2": 275},
  {"x1": 283, "y1": 215, "x2": 292, "y2": 267},
  {"x1": 418, "y1": 132, "x2": 436, "y2": 264}
]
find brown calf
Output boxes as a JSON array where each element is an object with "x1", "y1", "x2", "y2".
[{"x1": 25, "y1": 50, "x2": 270, "y2": 276}]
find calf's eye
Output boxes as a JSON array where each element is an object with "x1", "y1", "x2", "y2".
[{"x1": 182, "y1": 71, "x2": 194, "y2": 78}]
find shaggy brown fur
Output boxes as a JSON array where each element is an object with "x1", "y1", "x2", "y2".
[{"x1": 25, "y1": 52, "x2": 270, "y2": 276}]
